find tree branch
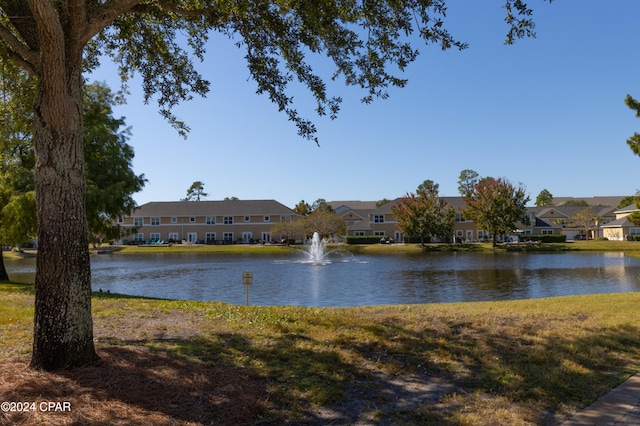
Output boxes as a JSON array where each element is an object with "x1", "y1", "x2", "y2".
[
  {"x1": 160, "y1": 3, "x2": 223, "y2": 24},
  {"x1": 0, "y1": 22, "x2": 38, "y2": 72},
  {"x1": 83, "y1": 0, "x2": 143, "y2": 45},
  {"x1": 26, "y1": 0, "x2": 67, "y2": 102},
  {"x1": 0, "y1": 44, "x2": 36, "y2": 74}
]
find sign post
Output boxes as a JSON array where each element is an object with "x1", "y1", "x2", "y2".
[{"x1": 242, "y1": 271, "x2": 253, "y2": 305}]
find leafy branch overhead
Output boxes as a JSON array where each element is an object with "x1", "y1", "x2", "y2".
[{"x1": 80, "y1": 1, "x2": 539, "y2": 143}]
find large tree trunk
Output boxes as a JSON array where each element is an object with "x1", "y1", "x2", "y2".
[
  {"x1": 0, "y1": 250, "x2": 9, "y2": 282},
  {"x1": 28, "y1": 29, "x2": 97, "y2": 370}
]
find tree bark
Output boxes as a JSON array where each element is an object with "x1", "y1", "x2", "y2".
[
  {"x1": 28, "y1": 9, "x2": 97, "y2": 369},
  {"x1": 29, "y1": 77, "x2": 97, "y2": 370},
  {"x1": 0, "y1": 250, "x2": 9, "y2": 282}
]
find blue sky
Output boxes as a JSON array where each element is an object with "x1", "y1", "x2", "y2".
[{"x1": 88, "y1": 1, "x2": 640, "y2": 208}]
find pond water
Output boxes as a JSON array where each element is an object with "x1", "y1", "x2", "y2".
[{"x1": 5, "y1": 251, "x2": 640, "y2": 307}]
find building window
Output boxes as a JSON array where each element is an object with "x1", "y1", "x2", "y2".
[
  {"x1": 171, "y1": 217, "x2": 177, "y2": 224},
  {"x1": 189, "y1": 217, "x2": 196, "y2": 223},
  {"x1": 541, "y1": 229, "x2": 553, "y2": 235},
  {"x1": 244, "y1": 216, "x2": 250, "y2": 222},
  {"x1": 373, "y1": 231, "x2": 385, "y2": 236},
  {"x1": 354, "y1": 231, "x2": 365, "y2": 236},
  {"x1": 631, "y1": 228, "x2": 640, "y2": 236},
  {"x1": 133, "y1": 217, "x2": 143, "y2": 227},
  {"x1": 264, "y1": 216, "x2": 270, "y2": 222},
  {"x1": 280, "y1": 215, "x2": 291, "y2": 221},
  {"x1": 373, "y1": 215, "x2": 384, "y2": 223},
  {"x1": 206, "y1": 216, "x2": 216, "y2": 225},
  {"x1": 206, "y1": 232, "x2": 216, "y2": 243},
  {"x1": 223, "y1": 232, "x2": 234, "y2": 241},
  {"x1": 151, "y1": 217, "x2": 160, "y2": 226},
  {"x1": 133, "y1": 233, "x2": 144, "y2": 242},
  {"x1": 117, "y1": 217, "x2": 123, "y2": 224},
  {"x1": 224, "y1": 216, "x2": 233, "y2": 225},
  {"x1": 150, "y1": 233, "x2": 161, "y2": 241},
  {"x1": 168, "y1": 232, "x2": 178, "y2": 241}
]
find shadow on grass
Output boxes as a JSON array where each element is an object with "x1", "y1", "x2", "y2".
[
  {"x1": 337, "y1": 318, "x2": 640, "y2": 424},
  {"x1": 5, "y1": 313, "x2": 639, "y2": 425},
  {"x1": 109, "y1": 320, "x2": 640, "y2": 424},
  {"x1": 1, "y1": 346, "x2": 271, "y2": 425}
]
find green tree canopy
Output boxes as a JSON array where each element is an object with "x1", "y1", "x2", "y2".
[
  {"x1": 294, "y1": 200, "x2": 311, "y2": 216},
  {"x1": 376, "y1": 198, "x2": 391, "y2": 208},
  {"x1": 617, "y1": 192, "x2": 640, "y2": 209},
  {"x1": 461, "y1": 174, "x2": 530, "y2": 247},
  {"x1": 310, "y1": 199, "x2": 335, "y2": 214},
  {"x1": 83, "y1": 82, "x2": 147, "y2": 243},
  {"x1": 535, "y1": 189, "x2": 554, "y2": 207},
  {"x1": 184, "y1": 181, "x2": 208, "y2": 201},
  {"x1": 304, "y1": 209, "x2": 346, "y2": 240},
  {"x1": 457, "y1": 169, "x2": 480, "y2": 198},
  {"x1": 0, "y1": 79, "x2": 146, "y2": 246},
  {"x1": 0, "y1": 191, "x2": 36, "y2": 247},
  {"x1": 625, "y1": 94, "x2": 640, "y2": 157},
  {"x1": 561, "y1": 200, "x2": 588, "y2": 207},
  {"x1": 0, "y1": 59, "x2": 36, "y2": 281},
  {"x1": 269, "y1": 217, "x2": 305, "y2": 245},
  {"x1": 391, "y1": 180, "x2": 455, "y2": 245}
]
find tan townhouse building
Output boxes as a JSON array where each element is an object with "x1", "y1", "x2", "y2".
[
  {"x1": 333, "y1": 196, "x2": 625, "y2": 243},
  {"x1": 601, "y1": 204, "x2": 640, "y2": 240},
  {"x1": 118, "y1": 199, "x2": 301, "y2": 244}
]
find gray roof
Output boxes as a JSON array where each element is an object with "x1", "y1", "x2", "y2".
[
  {"x1": 553, "y1": 196, "x2": 626, "y2": 207},
  {"x1": 601, "y1": 216, "x2": 636, "y2": 228},
  {"x1": 330, "y1": 201, "x2": 381, "y2": 213},
  {"x1": 531, "y1": 205, "x2": 617, "y2": 218},
  {"x1": 616, "y1": 204, "x2": 640, "y2": 214},
  {"x1": 129, "y1": 200, "x2": 300, "y2": 217}
]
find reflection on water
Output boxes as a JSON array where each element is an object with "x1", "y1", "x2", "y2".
[{"x1": 4, "y1": 251, "x2": 640, "y2": 307}]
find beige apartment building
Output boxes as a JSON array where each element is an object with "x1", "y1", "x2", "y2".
[
  {"x1": 118, "y1": 199, "x2": 301, "y2": 244},
  {"x1": 601, "y1": 204, "x2": 640, "y2": 240},
  {"x1": 119, "y1": 196, "x2": 632, "y2": 245},
  {"x1": 333, "y1": 196, "x2": 627, "y2": 243}
]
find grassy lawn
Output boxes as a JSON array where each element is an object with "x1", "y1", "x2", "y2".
[
  {"x1": 106, "y1": 243, "x2": 299, "y2": 255},
  {"x1": 340, "y1": 240, "x2": 640, "y2": 257},
  {"x1": 2, "y1": 278, "x2": 640, "y2": 424},
  {"x1": 101, "y1": 239, "x2": 640, "y2": 256}
]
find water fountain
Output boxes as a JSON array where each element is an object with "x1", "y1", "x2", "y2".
[{"x1": 307, "y1": 232, "x2": 327, "y2": 264}]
